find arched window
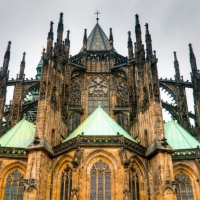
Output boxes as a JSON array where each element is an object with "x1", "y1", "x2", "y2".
[
  {"x1": 68, "y1": 113, "x2": 81, "y2": 135},
  {"x1": 60, "y1": 166, "x2": 72, "y2": 200},
  {"x1": 4, "y1": 170, "x2": 25, "y2": 200},
  {"x1": 88, "y1": 76, "x2": 109, "y2": 115},
  {"x1": 175, "y1": 172, "x2": 194, "y2": 200},
  {"x1": 130, "y1": 169, "x2": 140, "y2": 200},
  {"x1": 116, "y1": 112, "x2": 128, "y2": 132},
  {"x1": 90, "y1": 160, "x2": 111, "y2": 200}
]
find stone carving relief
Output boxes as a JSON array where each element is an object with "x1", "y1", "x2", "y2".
[
  {"x1": 51, "y1": 86, "x2": 58, "y2": 111},
  {"x1": 140, "y1": 86, "x2": 149, "y2": 113},
  {"x1": 69, "y1": 80, "x2": 81, "y2": 107},
  {"x1": 129, "y1": 86, "x2": 137, "y2": 123},
  {"x1": 40, "y1": 81, "x2": 46, "y2": 100},
  {"x1": 71, "y1": 147, "x2": 84, "y2": 168},
  {"x1": 62, "y1": 84, "x2": 69, "y2": 125}
]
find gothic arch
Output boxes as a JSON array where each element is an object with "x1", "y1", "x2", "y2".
[
  {"x1": 87, "y1": 73, "x2": 109, "y2": 87},
  {"x1": 52, "y1": 155, "x2": 73, "y2": 200},
  {"x1": 82, "y1": 150, "x2": 120, "y2": 200},
  {"x1": 173, "y1": 163, "x2": 199, "y2": 200},
  {"x1": 0, "y1": 161, "x2": 27, "y2": 199}
]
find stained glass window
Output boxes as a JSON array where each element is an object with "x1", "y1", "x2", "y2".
[
  {"x1": 88, "y1": 76, "x2": 109, "y2": 115},
  {"x1": 4, "y1": 170, "x2": 24, "y2": 200},
  {"x1": 60, "y1": 166, "x2": 72, "y2": 200},
  {"x1": 68, "y1": 112, "x2": 81, "y2": 135},
  {"x1": 175, "y1": 172, "x2": 194, "y2": 200},
  {"x1": 90, "y1": 160, "x2": 111, "y2": 200},
  {"x1": 116, "y1": 112, "x2": 128, "y2": 132},
  {"x1": 130, "y1": 169, "x2": 140, "y2": 200}
]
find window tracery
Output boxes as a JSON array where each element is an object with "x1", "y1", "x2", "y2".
[
  {"x1": 60, "y1": 166, "x2": 72, "y2": 200},
  {"x1": 4, "y1": 170, "x2": 25, "y2": 200},
  {"x1": 116, "y1": 80, "x2": 129, "y2": 107},
  {"x1": 116, "y1": 112, "x2": 128, "y2": 132},
  {"x1": 175, "y1": 172, "x2": 194, "y2": 200},
  {"x1": 88, "y1": 76, "x2": 109, "y2": 114},
  {"x1": 90, "y1": 160, "x2": 111, "y2": 200},
  {"x1": 68, "y1": 112, "x2": 81, "y2": 135},
  {"x1": 69, "y1": 80, "x2": 81, "y2": 107},
  {"x1": 130, "y1": 169, "x2": 140, "y2": 200}
]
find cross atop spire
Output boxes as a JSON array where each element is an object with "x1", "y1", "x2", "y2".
[{"x1": 95, "y1": 10, "x2": 100, "y2": 23}]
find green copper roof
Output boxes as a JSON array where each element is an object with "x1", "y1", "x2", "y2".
[
  {"x1": 0, "y1": 117, "x2": 36, "y2": 148},
  {"x1": 64, "y1": 104, "x2": 136, "y2": 142},
  {"x1": 80, "y1": 23, "x2": 116, "y2": 52},
  {"x1": 164, "y1": 118, "x2": 200, "y2": 149}
]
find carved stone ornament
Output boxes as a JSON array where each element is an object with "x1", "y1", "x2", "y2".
[
  {"x1": 62, "y1": 84, "x2": 69, "y2": 124},
  {"x1": 12, "y1": 104, "x2": 18, "y2": 120},
  {"x1": 51, "y1": 86, "x2": 58, "y2": 111},
  {"x1": 140, "y1": 86, "x2": 149, "y2": 113},
  {"x1": 113, "y1": 69, "x2": 127, "y2": 80},
  {"x1": 24, "y1": 178, "x2": 38, "y2": 193},
  {"x1": 71, "y1": 147, "x2": 84, "y2": 168},
  {"x1": 118, "y1": 147, "x2": 129, "y2": 168},
  {"x1": 116, "y1": 80, "x2": 129, "y2": 107},
  {"x1": 39, "y1": 81, "x2": 46, "y2": 100},
  {"x1": 69, "y1": 80, "x2": 81, "y2": 107},
  {"x1": 154, "y1": 83, "x2": 160, "y2": 102},
  {"x1": 129, "y1": 86, "x2": 137, "y2": 122}
]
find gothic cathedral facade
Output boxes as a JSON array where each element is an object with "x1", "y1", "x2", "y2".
[{"x1": 0, "y1": 13, "x2": 200, "y2": 200}]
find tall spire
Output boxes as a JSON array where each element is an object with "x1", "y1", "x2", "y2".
[
  {"x1": 127, "y1": 31, "x2": 133, "y2": 59},
  {"x1": 46, "y1": 21, "x2": 54, "y2": 55},
  {"x1": 48, "y1": 21, "x2": 54, "y2": 40},
  {"x1": 19, "y1": 52, "x2": 26, "y2": 80},
  {"x1": 65, "y1": 30, "x2": 70, "y2": 46},
  {"x1": 189, "y1": 43, "x2": 197, "y2": 73},
  {"x1": 4, "y1": 41, "x2": 11, "y2": 60},
  {"x1": 135, "y1": 14, "x2": 142, "y2": 46},
  {"x1": 109, "y1": 28, "x2": 114, "y2": 50},
  {"x1": 145, "y1": 23, "x2": 152, "y2": 59},
  {"x1": 173, "y1": 51, "x2": 181, "y2": 81},
  {"x1": 57, "y1": 12, "x2": 64, "y2": 45},
  {"x1": 83, "y1": 29, "x2": 87, "y2": 50}
]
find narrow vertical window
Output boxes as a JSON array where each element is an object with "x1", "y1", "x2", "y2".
[
  {"x1": 68, "y1": 112, "x2": 81, "y2": 135},
  {"x1": 130, "y1": 169, "x2": 140, "y2": 200},
  {"x1": 4, "y1": 170, "x2": 25, "y2": 200},
  {"x1": 175, "y1": 172, "x2": 194, "y2": 200},
  {"x1": 116, "y1": 112, "x2": 128, "y2": 132},
  {"x1": 60, "y1": 166, "x2": 72, "y2": 200},
  {"x1": 90, "y1": 160, "x2": 111, "y2": 200}
]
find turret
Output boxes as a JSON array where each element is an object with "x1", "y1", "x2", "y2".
[
  {"x1": 145, "y1": 23, "x2": 152, "y2": 59},
  {"x1": 19, "y1": 52, "x2": 26, "y2": 80},
  {"x1": 109, "y1": 28, "x2": 113, "y2": 50},
  {"x1": 46, "y1": 21, "x2": 54, "y2": 56},
  {"x1": 189, "y1": 43, "x2": 197, "y2": 74},
  {"x1": 127, "y1": 31, "x2": 133, "y2": 59},
  {"x1": 57, "y1": 12, "x2": 64, "y2": 46}
]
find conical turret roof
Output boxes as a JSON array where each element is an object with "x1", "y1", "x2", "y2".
[
  {"x1": 164, "y1": 118, "x2": 200, "y2": 149},
  {"x1": 0, "y1": 117, "x2": 36, "y2": 148},
  {"x1": 63, "y1": 103, "x2": 136, "y2": 142},
  {"x1": 80, "y1": 23, "x2": 116, "y2": 52}
]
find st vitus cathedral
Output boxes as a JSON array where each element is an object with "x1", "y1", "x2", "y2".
[{"x1": 0, "y1": 12, "x2": 200, "y2": 200}]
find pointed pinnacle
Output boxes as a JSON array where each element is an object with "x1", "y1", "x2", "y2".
[
  {"x1": 145, "y1": 23, "x2": 149, "y2": 34},
  {"x1": 109, "y1": 28, "x2": 113, "y2": 41},
  {"x1": 7, "y1": 41, "x2": 11, "y2": 51},
  {"x1": 48, "y1": 21, "x2": 54, "y2": 39},
  {"x1": 59, "y1": 12, "x2": 63, "y2": 23},
  {"x1": 57, "y1": 13, "x2": 64, "y2": 32},
  {"x1": 135, "y1": 14, "x2": 140, "y2": 25},
  {"x1": 65, "y1": 30, "x2": 70, "y2": 45},
  {"x1": 4, "y1": 41, "x2": 11, "y2": 59},
  {"x1": 83, "y1": 29, "x2": 87, "y2": 41},
  {"x1": 173, "y1": 51, "x2": 178, "y2": 62},
  {"x1": 189, "y1": 43, "x2": 193, "y2": 54},
  {"x1": 128, "y1": 31, "x2": 133, "y2": 47},
  {"x1": 22, "y1": 52, "x2": 26, "y2": 61}
]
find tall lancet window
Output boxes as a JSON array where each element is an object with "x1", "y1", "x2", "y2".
[
  {"x1": 90, "y1": 160, "x2": 111, "y2": 200},
  {"x1": 60, "y1": 166, "x2": 72, "y2": 200},
  {"x1": 4, "y1": 170, "x2": 25, "y2": 200},
  {"x1": 175, "y1": 172, "x2": 194, "y2": 200},
  {"x1": 88, "y1": 76, "x2": 109, "y2": 115},
  {"x1": 130, "y1": 169, "x2": 140, "y2": 200}
]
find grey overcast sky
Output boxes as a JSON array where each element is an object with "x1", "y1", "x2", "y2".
[{"x1": 0, "y1": 0, "x2": 200, "y2": 122}]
